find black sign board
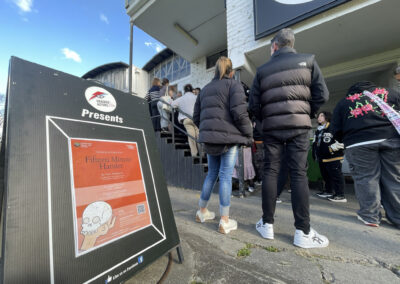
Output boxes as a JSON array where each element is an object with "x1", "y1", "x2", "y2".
[
  {"x1": 0, "y1": 57, "x2": 180, "y2": 283},
  {"x1": 254, "y1": 0, "x2": 351, "y2": 40}
]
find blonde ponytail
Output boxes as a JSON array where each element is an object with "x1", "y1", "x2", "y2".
[{"x1": 215, "y1": 56, "x2": 233, "y2": 80}]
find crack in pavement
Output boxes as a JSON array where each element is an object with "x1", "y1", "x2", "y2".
[
  {"x1": 295, "y1": 250, "x2": 377, "y2": 266},
  {"x1": 373, "y1": 258, "x2": 400, "y2": 278},
  {"x1": 181, "y1": 231, "x2": 287, "y2": 283},
  {"x1": 217, "y1": 258, "x2": 286, "y2": 283},
  {"x1": 295, "y1": 250, "x2": 400, "y2": 281}
]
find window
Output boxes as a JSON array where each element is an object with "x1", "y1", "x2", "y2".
[
  {"x1": 206, "y1": 50, "x2": 227, "y2": 69},
  {"x1": 149, "y1": 54, "x2": 190, "y2": 83}
]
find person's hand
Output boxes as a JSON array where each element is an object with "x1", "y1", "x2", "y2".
[
  {"x1": 245, "y1": 138, "x2": 254, "y2": 147},
  {"x1": 330, "y1": 141, "x2": 344, "y2": 152},
  {"x1": 95, "y1": 216, "x2": 116, "y2": 237}
]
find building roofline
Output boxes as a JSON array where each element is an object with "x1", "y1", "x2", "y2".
[
  {"x1": 142, "y1": 48, "x2": 174, "y2": 72},
  {"x1": 82, "y1": 62, "x2": 129, "y2": 79}
]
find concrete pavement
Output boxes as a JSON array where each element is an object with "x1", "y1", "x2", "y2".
[{"x1": 126, "y1": 186, "x2": 400, "y2": 284}]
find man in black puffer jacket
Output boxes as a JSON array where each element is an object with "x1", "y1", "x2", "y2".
[{"x1": 249, "y1": 28, "x2": 329, "y2": 248}]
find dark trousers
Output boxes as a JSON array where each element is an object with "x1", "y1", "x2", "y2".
[
  {"x1": 346, "y1": 138, "x2": 400, "y2": 226},
  {"x1": 262, "y1": 132, "x2": 310, "y2": 234},
  {"x1": 318, "y1": 160, "x2": 345, "y2": 196},
  {"x1": 252, "y1": 142, "x2": 264, "y2": 182},
  {"x1": 277, "y1": 146, "x2": 290, "y2": 196},
  {"x1": 150, "y1": 100, "x2": 161, "y2": 131}
]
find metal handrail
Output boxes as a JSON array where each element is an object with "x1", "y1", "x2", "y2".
[
  {"x1": 149, "y1": 97, "x2": 247, "y2": 197},
  {"x1": 150, "y1": 98, "x2": 204, "y2": 159}
]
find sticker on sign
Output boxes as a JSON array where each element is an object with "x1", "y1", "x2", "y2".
[{"x1": 85, "y1": 86, "x2": 117, "y2": 113}]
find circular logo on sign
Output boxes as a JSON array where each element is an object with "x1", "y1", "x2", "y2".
[
  {"x1": 274, "y1": 0, "x2": 315, "y2": 4},
  {"x1": 85, "y1": 86, "x2": 116, "y2": 112}
]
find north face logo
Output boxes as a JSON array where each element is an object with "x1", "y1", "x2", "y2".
[{"x1": 298, "y1": 62, "x2": 307, "y2": 67}]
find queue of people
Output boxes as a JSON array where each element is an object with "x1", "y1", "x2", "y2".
[
  {"x1": 146, "y1": 28, "x2": 400, "y2": 248},
  {"x1": 146, "y1": 77, "x2": 202, "y2": 157},
  {"x1": 192, "y1": 28, "x2": 400, "y2": 249}
]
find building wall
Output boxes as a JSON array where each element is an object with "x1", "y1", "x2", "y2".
[
  {"x1": 226, "y1": 0, "x2": 265, "y2": 71},
  {"x1": 173, "y1": 57, "x2": 215, "y2": 93},
  {"x1": 91, "y1": 68, "x2": 129, "y2": 92},
  {"x1": 132, "y1": 67, "x2": 149, "y2": 98},
  {"x1": 89, "y1": 66, "x2": 148, "y2": 98}
]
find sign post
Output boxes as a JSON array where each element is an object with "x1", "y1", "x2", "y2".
[{"x1": 0, "y1": 57, "x2": 181, "y2": 283}]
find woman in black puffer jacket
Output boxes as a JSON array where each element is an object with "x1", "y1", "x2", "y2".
[{"x1": 193, "y1": 56, "x2": 252, "y2": 234}]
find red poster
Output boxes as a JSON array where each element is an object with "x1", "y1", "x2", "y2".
[{"x1": 69, "y1": 139, "x2": 151, "y2": 256}]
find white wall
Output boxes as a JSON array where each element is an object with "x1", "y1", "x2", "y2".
[
  {"x1": 91, "y1": 68, "x2": 129, "y2": 92},
  {"x1": 226, "y1": 0, "x2": 268, "y2": 70},
  {"x1": 131, "y1": 67, "x2": 149, "y2": 98},
  {"x1": 90, "y1": 65, "x2": 148, "y2": 98}
]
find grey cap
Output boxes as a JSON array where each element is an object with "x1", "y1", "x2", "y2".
[{"x1": 396, "y1": 66, "x2": 400, "y2": 74}]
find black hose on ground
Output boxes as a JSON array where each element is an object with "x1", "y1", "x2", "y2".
[{"x1": 157, "y1": 252, "x2": 173, "y2": 284}]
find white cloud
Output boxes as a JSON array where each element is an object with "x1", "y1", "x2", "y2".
[
  {"x1": 13, "y1": 0, "x2": 33, "y2": 13},
  {"x1": 61, "y1": 48, "x2": 82, "y2": 63},
  {"x1": 100, "y1": 13, "x2": 109, "y2": 24},
  {"x1": 144, "y1": 41, "x2": 164, "y2": 53}
]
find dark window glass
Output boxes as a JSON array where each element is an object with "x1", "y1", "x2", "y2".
[{"x1": 206, "y1": 50, "x2": 227, "y2": 69}]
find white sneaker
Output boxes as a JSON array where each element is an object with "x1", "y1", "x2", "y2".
[
  {"x1": 293, "y1": 228, "x2": 329, "y2": 248},
  {"x1": 248, "y1": 186, "x2": 255, "y2": 193},
  {"x1": 195, "y1": 209, "x2": 215, "y2": 223},
  {"x1": 256, "y1": 218, "x2": 274, "y2": 239},
  {"x1": 218, "y1": 219, "x2": 238, "y2": 234}
]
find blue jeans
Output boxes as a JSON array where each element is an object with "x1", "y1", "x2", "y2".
[{"x1": 199, "y1": 145, "x2": 238, "y2": 216}]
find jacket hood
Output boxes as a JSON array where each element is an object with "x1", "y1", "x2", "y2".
[{"x1": 347, "y1": 81, "x2": 377, "y2": 96}]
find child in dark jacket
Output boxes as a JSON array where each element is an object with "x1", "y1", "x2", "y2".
[{"x1": 312, "y1": 111, "x2": 347, "y2": 202}]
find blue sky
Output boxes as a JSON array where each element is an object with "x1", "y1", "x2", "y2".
[{"x1": 0, "y1": 0, "x2": 165, "y2": 94}]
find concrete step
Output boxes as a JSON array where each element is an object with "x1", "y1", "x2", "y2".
[
  {"x1": 193, "y1": 156, "x2": 207, "y2": 164},
  {"x1": 175, "y1": 143, "x2": 190, "y2": 150},
  {"x1": 166, "y1": 137, "x2": 187, "y2": 144}
]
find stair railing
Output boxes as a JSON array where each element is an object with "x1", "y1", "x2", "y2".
[
  {"x1": 150, "y1": 99, "x2": 204, "y2": 160},
  {"x1": 149, "y1": 98, "x2": 247, "y2": 197}
]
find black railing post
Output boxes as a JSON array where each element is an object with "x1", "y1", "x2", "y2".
[
  {"x1": 171, "y1": 107, "x2": 175, "y2": 144},
  {"x1": 234, "y1": 69, "x2": 246, "y2": 197},
  {"x1": 238, "y1": 146, "x2": 245, "y2": 197}
]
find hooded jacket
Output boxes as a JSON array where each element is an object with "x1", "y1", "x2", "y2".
[
  {"x1": 331, "y1": 81, "x2": 400, "y2": 147},
  {"x1": 193, "y1": 76, "x2": 252, "y2": 145},
  {"x1": 249, "y1": 46, "x2": 329, "y2": 138},
  {"x1": 312, "y1": 122, "x2": 344, "y2": 162}
]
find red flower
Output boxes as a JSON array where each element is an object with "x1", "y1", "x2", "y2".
[
  {"x1": 346, "y1": 93, "x2": 362, "y2": 102},
  {"x1": 361, "y1": 104, "x2": 374, "y2": 114},
  {"x1": 351, "y1": 107, "x2": 364, "y2": 118}
]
